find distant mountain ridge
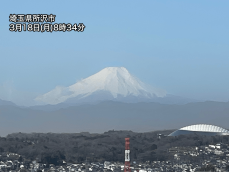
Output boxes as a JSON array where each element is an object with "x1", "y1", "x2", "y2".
[
  {"x1": 0, "y1": 99, "x2": 16, "y2": 106},
  {"x1": 0, "y1": 101, "x2": 229, "y2": 136}
]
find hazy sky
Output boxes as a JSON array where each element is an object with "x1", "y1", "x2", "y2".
[{"x1": 1, "y1": 0, "x2": 229, "y2": 106}]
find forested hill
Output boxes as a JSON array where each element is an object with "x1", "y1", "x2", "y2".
[{"x1": 0, "y1": 130, "x2": 228, "y2": 165}]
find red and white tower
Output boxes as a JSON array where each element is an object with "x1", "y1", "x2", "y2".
[{"x1": 124, "y1": 138, "x2": 131, "y2": 172}]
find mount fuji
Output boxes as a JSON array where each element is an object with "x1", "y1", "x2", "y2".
[{"x1": 35, "y1": 67, "x2": 194, "y2": 105}]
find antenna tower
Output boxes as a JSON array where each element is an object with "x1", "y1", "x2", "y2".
[{"x1": 124, "y1": 138, "x2": 131, "y2": 172}]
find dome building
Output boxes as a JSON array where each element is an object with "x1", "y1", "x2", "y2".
[{"x1": 169, "y1": 124, "x2": 229, "y2": 136}]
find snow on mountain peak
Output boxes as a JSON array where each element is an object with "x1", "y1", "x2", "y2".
[{"x1": 35, "y1": 67, "x2": 167, "y2": 105}]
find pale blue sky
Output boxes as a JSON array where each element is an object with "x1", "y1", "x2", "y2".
[{"x1": 0, "y1": 0, "x2": 229, "y2": 105}]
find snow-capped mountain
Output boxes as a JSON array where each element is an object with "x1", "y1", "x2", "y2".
[{"x1": 35, "y1": 67, "x2": 167, "y2": 105}]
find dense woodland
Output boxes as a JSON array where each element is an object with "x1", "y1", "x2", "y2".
[{"x1": 1, "y1": 130, "x2": 229, "y2": 165}]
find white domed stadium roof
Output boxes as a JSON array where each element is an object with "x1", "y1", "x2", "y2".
[
  {"x1": 169, "y1": 124, "x2": 229, "y2": 136},
  {"x1": 180, "y1": 124, "x2": 229, "y2": 133}
]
